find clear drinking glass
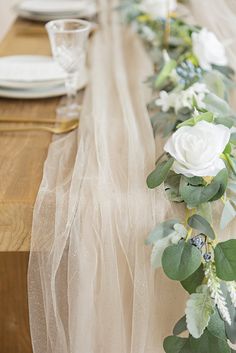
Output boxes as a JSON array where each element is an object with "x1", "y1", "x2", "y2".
[{"x1": 46, "y1": 19, "x2": 90, "y2": 118}]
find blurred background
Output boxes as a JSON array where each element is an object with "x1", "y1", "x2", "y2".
[{"x1": 0, "y1": 0, "x2": 18, "y2": 39}]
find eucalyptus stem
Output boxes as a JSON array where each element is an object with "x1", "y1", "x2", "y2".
[{"x1": 163, "y1": 0, "x2": 171, "y2": 49}]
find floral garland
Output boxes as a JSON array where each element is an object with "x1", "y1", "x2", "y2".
[{"x1": 120, "y1": 1, "x2": 236, "y2": 353}]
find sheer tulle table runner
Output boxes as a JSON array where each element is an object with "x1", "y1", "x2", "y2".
[{"x1": 28, "y1": 1, "x2": 236, "y2": 352}]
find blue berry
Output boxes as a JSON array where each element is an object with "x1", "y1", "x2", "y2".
[
  {"x1": 190, "y1": 235, "x2": 205, "y2": 249},
  {"x1": 203, "y1": 252, "x2": 212, "y2": 262}
]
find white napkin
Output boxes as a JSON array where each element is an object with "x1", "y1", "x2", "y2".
[{"x1": 0, "y1": 56, "x2": 66, "y2": 82}]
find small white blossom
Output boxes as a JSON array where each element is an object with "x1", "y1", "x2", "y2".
[
  {"x1": 156, "y1": 83, "x2": 209, "y2": 113},
  {"x1": 227, "y1": 281, "x2": 236, "y2": 307},
  {"x1": 205, "y1": 264, "x2": 231, "y2": 325},
  {"x1": 192, "y1": 28, "x2": 228, "y2": 70},
  {"x1": 142, "y1": 25, "x2": 156, "y2": 42}
]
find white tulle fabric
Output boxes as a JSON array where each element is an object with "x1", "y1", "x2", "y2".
[{"x1": 28, "y1": 1, "x2": 236, "y2": 353}]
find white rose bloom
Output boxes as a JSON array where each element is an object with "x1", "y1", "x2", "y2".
[
  {"x1": 156, "y1": 83, "x2": 209, "y2": 113},
  {"x1": 192, "y1": 28, "x2": 228, "y2": 70},
  {"x1": 164, "y1": 121, "x2": 231, "y2": 177},
  {"x1": 139, "y1": 0, "x2": 177, "y2": 18}
]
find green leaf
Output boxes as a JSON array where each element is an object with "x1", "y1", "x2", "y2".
[
  {"x1": 188, "y1": 214, "x2": 215, "y2": 240},
  {"x1": 177, "y1": 112, "x2": 214, "y2": 129},
  {"x1": 220, "y1": 200, "x2": 236, "y2": 230},
  {"x1": 204, "y1": 92, "x2": 231, "y2": 117},
  {"x1": 208, "y1": 310, "x2": 226, "y2": 340},
  {"x1": 187, "y1": 176, "x2": 205, "y2": 186},
  {"x1": 166, "y1": 329, "x2": 231, "y2": 353},
  {"x1": 209, "y1": 168, "x2": 228, "y2": 202},
  {"x1": 180, "y1": 177, "x2": 220, "y2": 208},
  {"x1": 185, "y1": 285, "x2": 214, "y2": 338},
  {"x1": 215, "y1": 240, "x2": 236, "y2": 281},
  {"x1": 203, "y1": 70, "x2": 226, "y2": 99},
  {"x1": 155, "y1": 59, "x2": 177, "y2": 88},
  {"x1": 173, "y1": 315, "x2": 187, "y2": 335},
  {"x1": 223, "y1": 283, "x2": 236, "y2": 344},
  {"x1": 215, "y1": 116, "x2": 235, "y2": 128},
  {"x1": 189, "y1": 330, "x2": 230, "y2": 353},
  {"x1": 230, "y1": 132, "x2": 236, "y2": 145},
  {"x1": 212, "y1": 64, "x2": 235, "y2": 79},
  {"x1": 162, "y1": 241, "x2": 202, "y2": 281},
  {"x1": 224, "y1": 144, "x2": 232, "y2": 156},
  {"x1": 146, "y1": 219, "x2": 179, "y2": 245},
  {"x1": 226, "y1": 155, "x2": 236, "y2": 175},
  {"x1": 150, "y1": 235, "x2": 173, "y2": 269},
  {"x1": 197, "y1": 203, "x2": 212, "y2": 224},
  {"x1": 147, "y1": 158, "x2": 174, "y2": 189},
  {"x1": 165, "y1": 172, "x2": 183, "y2": 202},
  {"x1": 163, "y1": 336, "x2": 191, "y2": 353},
  {"x1": 181, "y1": 264, "x2": 205, "y2": 294}
]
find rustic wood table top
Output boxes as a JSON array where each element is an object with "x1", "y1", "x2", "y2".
[{"x1": 0, "y1": 19, "x2": 60, "y2": 252}]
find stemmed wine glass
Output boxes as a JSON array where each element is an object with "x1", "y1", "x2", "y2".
[{"x1": 46, "y1": 19, "x2": 90, "y2": 118}]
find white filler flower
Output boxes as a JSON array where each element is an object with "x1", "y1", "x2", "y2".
[
  {"x1": 139, "y1": 0, "x2": 177, "y2": 18},
  {"x1": 164, "y1": 121, "x2": 231, "y2": 177},
  {"x1": 156, "y1": 83, "x2": 209, "y2": 113},
  {"x1": 192, "y1": 28, "x2": 228, "y2": 70}
]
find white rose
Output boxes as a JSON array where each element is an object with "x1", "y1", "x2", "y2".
[
  {"x1": 139, "y1": 0, "x2": 177, "y2": 18},
  {"x1": 164, "y1": 121, "x2": 231, "y2": 177},
  {"x1": 192, "y1": 28, "x2": 228, "y2": 70}
]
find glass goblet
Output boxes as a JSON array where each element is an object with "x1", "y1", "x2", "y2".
[{"x1": 46, "y1": 19, "x2": 90, "y2": 118}]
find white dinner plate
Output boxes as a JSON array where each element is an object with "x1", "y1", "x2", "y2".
[
  {"x1": 18, "y1": 0, "x2": 89, "y2": 14},
  {"x1": 0, "y1": 55, "x2": 67, "y2": 89},
  {"x1": 16, "y1": 1, "x2": 97, "y2": 21},
  {"x1": 0, "y1": 55, "x2": 88, "y2": 99},
  {"x1": 0, "y1": 69, "x2": 88, "y2": 99}
]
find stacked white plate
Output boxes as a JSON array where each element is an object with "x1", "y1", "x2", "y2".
[
  {"x1": 16, "y1": 0, "x2": 97, "y2": 22},
  {"x1": 0, "y1": 55, "x2": 87, "y2": 99}
]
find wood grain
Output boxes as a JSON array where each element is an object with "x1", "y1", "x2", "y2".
[
  {"x1": 0, "y1": 19, "x2": 59, "y2": 251},
  {"x1": 0, "y1": 252, "x2": 32, "y2": 353}
]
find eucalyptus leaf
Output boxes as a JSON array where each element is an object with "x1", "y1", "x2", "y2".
[
  {"x1": 197, "y1": 203, "x2": 212, "y2": 224},
  {"x1": 188, "y1": 214, "x2": 215, "y2": 239},
  {"x1": 226, "y1": 155, "x2": 236, "y2": 175},
  {"x1": 230, "y1": 132, "x2": 236, "y2": 145},
  {"x1": 204, "y1": 92, "x2": 231, "y2": 117},
  {"x1": 155, "y1": 59, "x2": 177, "y2": 88},
  {"x1": 209, "y1": 168, "x2": 228, "y2": 202},
  {"x1": 208, "y1": 309, "x2": 226, "y2": 340},
  {"x1": 147, "y1": 158, "x2": 174, "y2": 189},
  {"x1": 177, "y1": 112, "x2": 214, "y2": 129},
  {"x1": 223, "y1": 283, "x2": 236, "y2": 344},
  {"x1": 146, "y1": 219, "x2": 179, "y2": 245},
  {"x1": 163, "y1": 336, "x2": 191, "y2": 353},
  {"x1": 151, "y1": 234, "x2": 175, "y2": 269},
  {"x1": 189, "y1": 330, "x2": 230, "y2": 353},
  {"x1": 180, "y1": 177, "x2": 220, "y2": 208},
  {"x1": 162, "y1": 241, "x2": 202, "y2": 281},
  {"x1": 185, "y1": 285, "x2": 214, "y2": 338},
  {"x1": 215, "y1": 240, "x2": 236, "y2": 281},
  {"x1": 165, "y1": 172, "x2": 183, "y2": 202},
  {"x1": 220, "y1": 200, "x2": 236, "y2": 230},
  {"x1": 173, "y1": 315, "x2": 187, "y2": 335},
  {"x1": 181, "y1": 264, "x2": 205, "y2": 294},
  {"x1": 165, "y1": 330, "x2": 231, "y2": 353},
  {"x1": 215, "y1": 116, "x2": 235, "y2": 128},
  {"x1": 203, "y1": 70, "x2": 226, "y2": 99}
]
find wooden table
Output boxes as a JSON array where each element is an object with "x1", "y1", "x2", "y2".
[{"x1": 0, "y1": 19, "x2": 60, "y2": 353}]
